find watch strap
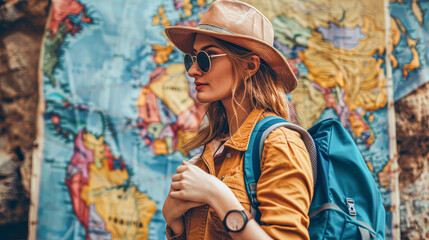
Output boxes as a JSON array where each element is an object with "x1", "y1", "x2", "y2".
[{"x1": 242, "y1": 209, "x2": 253, "y2": 221}]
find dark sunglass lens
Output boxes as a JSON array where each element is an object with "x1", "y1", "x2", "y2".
[
  {"x1": 184, "y1": 54, "x2": 193, "y2": 71},
  {"x1": 197, "y1": 51, "x2": 210, "y2": 72}
]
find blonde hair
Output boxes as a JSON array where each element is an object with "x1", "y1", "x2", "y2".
[{"x1": 182, "y1": 38, "x2": 290, "y2": 152}]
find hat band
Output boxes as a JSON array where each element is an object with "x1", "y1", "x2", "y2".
[{"x1": 197, "y1": 24, "x2": 233, "y2": 34}]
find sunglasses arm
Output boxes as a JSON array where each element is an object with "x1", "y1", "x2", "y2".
[{"x1": 209, "y1": 53, "x2": 227, "y2": 59}]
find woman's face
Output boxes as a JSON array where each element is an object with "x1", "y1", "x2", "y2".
[{"x1": 187, "y1": 34, "x2": 236, "y2": 104}]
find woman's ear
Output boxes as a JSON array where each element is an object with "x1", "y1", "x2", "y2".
[{"x1": 246, "y1": 55, "x2": 261, "y2": 77}]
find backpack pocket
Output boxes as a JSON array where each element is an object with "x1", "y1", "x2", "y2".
[{"x1": 309, "y1": 207, "x2": 377, "y2": 240}]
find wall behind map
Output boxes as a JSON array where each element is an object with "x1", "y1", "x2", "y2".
[
  {"x1": 395, "y1": 82, "x2": 429, "y2": 240},
  {"x1": 0, "y1": 0, "x2": 427, "y2": 239},
  {"x1": 0, "y1": 0, "x2": 49, "y2": 239}
]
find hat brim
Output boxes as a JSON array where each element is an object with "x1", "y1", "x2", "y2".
[{"x1": 165, "y1": 26, "x2": 297, "y2": 93}]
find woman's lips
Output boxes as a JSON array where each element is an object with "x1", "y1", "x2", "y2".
[{"x1": 195, "y1": 83, "x2": 208, "y2": 91}]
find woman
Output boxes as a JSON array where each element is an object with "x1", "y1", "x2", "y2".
[{"x1": 162, "y1": 0, "x2": 313, "y2": 239}]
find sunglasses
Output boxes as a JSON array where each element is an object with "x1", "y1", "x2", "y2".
[{"x1": 184, "y1": 51, "x2": 227, "y2": 72}]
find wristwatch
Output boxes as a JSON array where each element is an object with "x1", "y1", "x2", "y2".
[{"x1": 222, "y1": 209, "x2": 253, "y2": 232}]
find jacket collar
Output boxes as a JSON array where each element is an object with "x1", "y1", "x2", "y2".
[
  {"x1": 199, "y1": 108, "x2": 266, "y2": 175},
  {"x1": 224, "y1": 108, "x2": 265, "y2": 151}
]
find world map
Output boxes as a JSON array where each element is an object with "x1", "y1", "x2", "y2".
[{"x1": 36, "y1": 0, "x2": 429, "y2": 239}]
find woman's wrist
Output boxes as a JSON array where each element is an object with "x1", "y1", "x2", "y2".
[
  {"x1": 207, "y1": 180, "x2": 244, "y2": 220},
  {"x1": 204, "y1": 175, "x2": 226, "y2": 204}
]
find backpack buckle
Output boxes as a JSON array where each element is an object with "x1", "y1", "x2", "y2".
[
  {"x1": 346, "y1": 198, "x2": 356, "y2": 216},
  {"x1": 249, "y1": 183, "x2": 260, "y2": 206},
  {"x1": 249, "y1": 183, "x2": 257, "y2": 192}
]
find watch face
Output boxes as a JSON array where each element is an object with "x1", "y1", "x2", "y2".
[{"x1": 226, "y1": 211, "x2": 245, "y2": 232}]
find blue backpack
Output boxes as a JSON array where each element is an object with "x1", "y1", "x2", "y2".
[{"x1": 244, "y1": 116, "x2": 385, "y2": 239}]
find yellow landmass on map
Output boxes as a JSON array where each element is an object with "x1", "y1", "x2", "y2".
[
  {"x1": 81, "y1": 160, "x2": 156, "y2": 240},
  {"x1": 83, "y1": 132, "x2": 105, "y2": 169},
  {"x1": 407, "y1": 36, "x2": 418, "y2": 47},
  {"x1": 348, "y1": 113, "x2": 366, "y2": 138},
  {"x1": 153, "y1": 139, "x2": 168, "y2": 155},
  {"x1": 242, "y1": 0, "x2": 385, "y2": 30},
  {"x1": 80, "y1": 131, "x2": 157, "y2": 240},
  {"x1": 301, "y1": 17, "x2": 387, "y2": 111},
  {"x1": 390, "y1": 18, "x2": 401, "y2": 68},
  {"x1": 149, "y1": 64, "x2": 194, "y2": 115},
  {"x1": 366, "y1": 161, "x2": 374, "y2": 172},
  {"x1": 296, "y1": 17, "x2": 387, "y2": 138},
  {"x1": 82, "y1": 161, "x2": 129, "y2": 197},
  {"x1": 137, "y1": 87, "x2": 151, "y2": 107},
  {"x1": 152, "y1": 45, "x2": 174, "y2": 64},
  {"x1": 197, "y1": 0, "x2": 206, "y2": 6},
  {"x1": 153, "y1": 6, "x2": 171, "y2": 27},
  {"x1": 378, "y1": 160, "x2": 392, "y2": 190},
  {"x1": 291, "y1": 78, "x2": 326, "y2": 129},
  {"x1": 411, "y1": 0, "x2": 423, "y2": 26},
  {"x1": 348, "y1": 112, "x2": 375, "y2": 146},
  {"x1": 392, "y1": 18, "x2": 421, "y2": 78},
  {"x1": 390, "y1": 54, "x2": 398, "y2": 69},
  {"x1": 403, "y1": 48, "x2": 420, "y2": 77},
  {"x1": 183, "y1": 0, "x2": 193, "y2": 17},
  {"x1": 396, "y1": 16, "x2": 407, "y2": 33}
]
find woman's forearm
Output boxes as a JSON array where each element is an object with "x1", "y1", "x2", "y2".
[
  {"x1": 207, "y1": 183, "x2": 243, "y2": 219},
  {"x1": 207, "y1": 182, "x2": 272, "y2": 240}
]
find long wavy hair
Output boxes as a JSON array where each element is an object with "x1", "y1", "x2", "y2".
[{"x1": 182, "y1": 38, "x2": 291, "y2": 152}]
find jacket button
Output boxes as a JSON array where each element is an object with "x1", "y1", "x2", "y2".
[{"x1": 226, "y1": 153, "x2": 231, "y2": 158}]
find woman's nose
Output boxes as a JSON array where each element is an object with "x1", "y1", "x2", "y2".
[{"x1": 187, "y1": 60, "x2": 202, "y2": 77}]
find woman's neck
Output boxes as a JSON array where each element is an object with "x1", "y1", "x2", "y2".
[{"x1": 221, "y1": 97, "x2": 251, "y2": 137}]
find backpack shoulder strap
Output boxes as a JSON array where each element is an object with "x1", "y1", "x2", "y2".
[{"x1": 243, "y1": 116, "x2": 318, "y2": 222}]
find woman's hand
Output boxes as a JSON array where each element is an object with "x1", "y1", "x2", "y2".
[
  {"x1": 170, "y1": 161, "x2": 225, "y2": 205},
  {"x1": 163, "y1": 187, "x2": 205, "y2": 235}
]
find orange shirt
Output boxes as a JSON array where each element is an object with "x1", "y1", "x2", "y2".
[{"x1": 167, "y1": 109, "x2": 314, "y2": 239}]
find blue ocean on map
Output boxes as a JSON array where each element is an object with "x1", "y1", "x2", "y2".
[{"x1": 389, "y1": 0, "x2": 429, "y2": 100}]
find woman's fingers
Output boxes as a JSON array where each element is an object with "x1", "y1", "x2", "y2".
[
  {"x1": 169, "y1": 190, "x2": 185, "y2": 199},
  {"x1": 172, "y1": 173, "x2": 181, "y2": 182},
  {"x1": 176, "y1": 165, "x2": 187, "y2": 173},
  {"x1": 171, "y1": 181, "x2": 182, "y2": 191},
  {"x1": 176, "y1": 162, "x2": 196, "y2": 173}
]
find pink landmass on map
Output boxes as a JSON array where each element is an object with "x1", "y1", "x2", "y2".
[
  {"x1": 286, "y1": 58, "x2": 301, "y2": 75},
  {"x1": 176, "y1": 103, "x2": 205, "y2": 130},
  {"x1": 139, "y1": 92, "x2": 161, "y2": 124},
  {"x1": 105, "y1": 145, "x2": 125, "y2": 170},
  {"x1": 67, "y1": 130, "x2": 94, "y2": 179},
  {"x1": 65, "y1": 130, "x2": 94, "y2": 239},
  {"x1": 149, "y1": 67, "x2": 167, "y2": 84},
  {"x1": 65, "y1": 172, "x2": 89, "y2": 238},
  {"x1": 49, "y1": 0, "x2": 93, "y2": 37},
  {"x1": 175, "y1": 19, "x2": 197, "y2": 27}
]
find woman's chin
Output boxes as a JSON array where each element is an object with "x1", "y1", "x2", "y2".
[{"x1": 196, "y1": 93, "x2": 215, "y2": 104}]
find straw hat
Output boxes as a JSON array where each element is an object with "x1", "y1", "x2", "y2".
[{"x1": 164, "y1": 0, "x2": 298, "y2": 93}]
